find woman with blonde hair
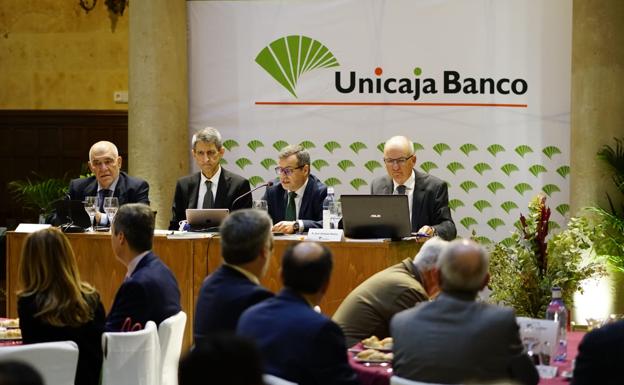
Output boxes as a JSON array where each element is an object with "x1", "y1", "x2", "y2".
[{"x1": 18, "y1": 227, "x2": 105, "y2": 385}]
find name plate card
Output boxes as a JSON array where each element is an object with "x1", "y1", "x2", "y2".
[
  {"x1": 15, "y1": 223, "x2": 51, "y2": 233},
  {"x1": 536, "y1": 365, "x2": 558, "y2": 379},
  {"x1": 306, "y1": 229, "x2": 344, "y2": 242}
]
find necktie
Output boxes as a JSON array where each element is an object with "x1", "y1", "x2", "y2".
[
  {"x1": 396, "y1": 185, "x2": 407, "y2": 195},
  {"x1": 203, "y1": 180, "x2": 214, "y2": 209},
  {"x1": 98, "y1": 189, "x2": 111, "y2": 212},
  {"x1": 285, "y1": 191, "x2": 297, "y2": 221}
]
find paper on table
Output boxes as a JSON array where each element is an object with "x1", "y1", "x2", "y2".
[{"x1": 15, "y1": 223, "x2": 51, "y2": 233}]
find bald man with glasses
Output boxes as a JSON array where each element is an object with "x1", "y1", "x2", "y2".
[
  {"x1": 263, "y1": 145, "x2": 327, "y2": 234},
  {"x1": 370, "y1": 135, "x2": 456, "y2": 240}
]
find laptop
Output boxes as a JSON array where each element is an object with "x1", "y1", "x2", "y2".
[
  {"x1": 52, "y1": 200, "x2": 92, "y2": 229},
  {"x1": 341, "y1": 195, "x2": 412, "y2": 240},
  {"x1": 185, "y1": 208, "x2": 229, "y2": 231}
]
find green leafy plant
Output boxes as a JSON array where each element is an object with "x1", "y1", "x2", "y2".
[
  {"x1": 488, "y1": 195, "x2": 604, "y2": 317},
  {"x1": 8, "y1": 174, "x2": 69, "y2": 218}
]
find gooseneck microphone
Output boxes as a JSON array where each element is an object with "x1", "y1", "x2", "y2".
[{"x1": 231, "y1": 180, "x2": 274, "y2": 208}]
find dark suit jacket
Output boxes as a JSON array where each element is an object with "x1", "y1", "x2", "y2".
[
  {"x1": 169, "y1": 168, "x2": 252, "y2": 230},
  {"x1": 194, "y1": 265, "x2": 273, "y2": 345},
  {"x1": 67, "y1": 171, "x2": 150, "y2": 205},
  {"x1": 262, "y1": 174, "x2": 327, "y2": 231},
  {"x1": 370, "y1": 169, "x2": 456, "y2": 240},
  {"x1": 390, "y1": 292, "x2": 539, "y2": 385},
  {"x1": 105, "y1": 252, "x2": 181, "y2": 331},
  {"x1": 572, "y1": 319, "x2": 624, "y2": 385},
  {"x1": 18, "y1": 292, "x2": 105, "y2": 385},
  {"x1": 237, "y1": 289, "x2": 360, "y2": 385},
  {"x1": 332, "y1": 258, "x2": 428, "y2": 346}
]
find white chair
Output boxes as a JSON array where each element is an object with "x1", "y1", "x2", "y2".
[
  {"x1": 101, "y1": 320, "x2": 160, "y2": 385},
  {"x1": 390, "y1": 376, "x2": 452, "y2": 385},
  {"x1": 263, "y1": 374, "x2": 298, "y2": 385},
  {"x1": 0, "y1": 340, "x2": 79, "y2": 385},
  {"x1": 158, "y1": 311, "x2": 187, "y2": 385}
]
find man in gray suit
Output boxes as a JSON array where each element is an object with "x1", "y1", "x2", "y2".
[
  {"x1": 370, "y1": 135, "x2": 456, "y2": 240},
  {"x1": 390, "y1": 239, "x2": 539, "y2": 385}
]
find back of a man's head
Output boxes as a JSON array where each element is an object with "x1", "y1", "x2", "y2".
[
  {"x1": 0, "y1": 361, "x2": 44, "y2": 385},
  {"x1": 437, "y1": 238, "x2": 489, "y2": 295},
  {"x1": 220, "y1": 209, "x2": 272, "y2": 265},
  {"x1": 281, "y1": 242, "x2": 332, "y2": 294},
  {"x1": 413, "y1": 236, "x2": 448, "y2": 271},
  {"x1": 112, "y1": 203, "x2": 155, "y2": 252},
  {"x1": 179, "y1": 334, "x2": 263, "y2": 385}
]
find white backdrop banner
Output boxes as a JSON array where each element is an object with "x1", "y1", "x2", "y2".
[{"x1": 187, "y1": 0, "x2": 572, "y2": 243}]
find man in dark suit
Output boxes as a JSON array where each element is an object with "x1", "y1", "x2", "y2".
[
  {"x1": 55, "y1": 140, "x2": 149, "y2": 227},
  {"x1": 333, "y1": 237, "x2": 447, "y2": 346},
  {"x1": 572, "y1": 319, "x2": 624, "y2": 385},
  {"x1": 263, "y1": 144, "x2": 327, "y2": 234},
  {"x1": 370, "y1": 135, "x2": 456, "y2": 240},
  {"x1": 193, "y1": 209, "x2": 273, "y2": 345},
  {"x1": 106, "y1": 203, "x2": 181, "y2": 331},
  {"x1": 237, "y1": 242, "x2": 359, "y2": 385},
  {"x1": 391, "y1": 239, "x2": 538, "y2": 385},
  {"x1": 169, "y1": 127, "x2": 252, "y2": 230}
]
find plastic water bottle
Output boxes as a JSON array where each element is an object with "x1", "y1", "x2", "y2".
[
  {"x1": 322, "y1": 187, "x2": 335, "y2": 229},
  {"x1": 545, "y1": 287, "x2": 567, "y2": 362}
]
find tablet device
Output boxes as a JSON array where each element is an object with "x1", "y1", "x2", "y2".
[
  {"x1": 185, "y1": 208, "x2": 229, "y2": 230},
  {"x1": 341, "y1": 195, "x2": 412, "y2": 240}
]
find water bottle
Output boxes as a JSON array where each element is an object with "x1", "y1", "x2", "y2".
[
  {"x1": 545, "y1": 287, "x2": 567, "y2": 362},
  {"x1": 322, "y1": 187, "x2": 335, "y2": 229}
]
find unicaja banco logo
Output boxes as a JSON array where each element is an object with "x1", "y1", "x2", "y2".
[{"x1": 255, "y1": 35, "x2": 340, "y2": 98}]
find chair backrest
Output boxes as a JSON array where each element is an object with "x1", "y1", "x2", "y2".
[
  {"x1": 101, "y1": 320, "x2": 160, "y2": 385},
  {"x1": 0, "y1": 340, "x2": 79, "y2": 385},
  {"x1": 390, "y1": 376, "x2": 454, "y2": 385},
  {"x1": 158, "y1": 311, "x2": 187, "y2": 385},
  {"x1": 263, "y1": 374, "x2": 298, "y2": 385}
]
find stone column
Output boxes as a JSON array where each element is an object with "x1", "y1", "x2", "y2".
[
  {"x1": 571, "y1": 0, "x2": 624, "y2": 315},
  {"x1": 128, "y1": 0, "x2": 188, "y2": 229}
]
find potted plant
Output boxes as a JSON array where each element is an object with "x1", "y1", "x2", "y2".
[
  {"x1": 488, "y1": 195, "x2": 604, "y2": 318},
  {"x1": 8, "y1": 174, "x2": 69, "y2": 223}
]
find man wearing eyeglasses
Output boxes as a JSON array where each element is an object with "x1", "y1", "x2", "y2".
[
  {"x1": 263, "y1": 144, "x2": 327, "y2": 234},
  {"x1": 62, "y1": 141, "x2": 150, "y2": 226},
  {"x1": 169, "y1": 127, "x2": 252, "y2": 230},
  {"x1": 371, "y1": 135, "x2": 456, "y2": 240}
]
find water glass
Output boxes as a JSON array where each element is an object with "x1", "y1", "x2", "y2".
[
  {"x1": 329, "y1": 201, "x2": 342, "y2": 229},
  {"x1": 104, "y1": 197, "x2": 119, "y2": 225},
  {"x1": 83, "y1": 196, "x2": 98, "y2": 231},
  {"x1": 252, "y1": 199, "x2": 268, "y2": 211}
]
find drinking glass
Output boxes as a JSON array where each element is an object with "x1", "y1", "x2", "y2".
[
  {"x1": 104, "y1": 197, "x2": 119, "y2": 225},
  {"x1": 329, "y1": 201, "x2": 342, "y2": 229},
  {"x1": 83, "y1": 196, "x2": 98, "y2": 231},
  {"x1": 252, "y1": 199, "x2": 268, "y2": 211}
]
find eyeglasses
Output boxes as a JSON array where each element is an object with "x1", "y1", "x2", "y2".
[
  {"x1": 383, "y1": 155, "x2": 414, "y2": 166},
  {"x1": 275, "y1": 166, "x2": 304, "y2": 176},
  {"x1": 90, "y1": 158, "x2": 117, "y2": 168}
]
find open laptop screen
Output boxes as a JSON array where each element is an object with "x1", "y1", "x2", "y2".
[
  {"x1": 185, "y1": 208, "x2": 229, "y2": 231},
  {"x1": 341, "y1": 195, "x2": 411, "y2": 240}
]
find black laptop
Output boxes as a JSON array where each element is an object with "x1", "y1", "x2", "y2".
[
  {"x1": 52, "y1": 200, "x2": 92, "y2": 229},
  {"x1": 341, "y1": 195, "x2": 412, "y2": 240}
]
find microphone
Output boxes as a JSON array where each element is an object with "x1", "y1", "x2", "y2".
[{"x1": 232, "y1": 180, "x2": 274, "y2": 208}]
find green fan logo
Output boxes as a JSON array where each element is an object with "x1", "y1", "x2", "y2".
[{"x1": 256, "y1": 35, "x2": 340, "y2": 98}]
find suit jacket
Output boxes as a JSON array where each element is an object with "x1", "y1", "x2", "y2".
[
  {"x1": 332, "y1": 258, "x2": 428, "y2": 346},
  {"x1": 105, "y1": 252, "x2": 181, "y2": 331},
  {"x1": 193, "y1": 264, "x2": 273, "y2": 345},
  {"x1": 572, "y1": 319, "x2": 624, "y2": 385},
  {"x1": 370, "y1": 170, "x2": 456, "y2": 240},
  {"x1": 169, "y1": 168, "x2": 252, "y2": 230},
  {"x1": 390, "y1": 292, "x2": 539, "y2": 385},
  {"x1": 68, "y1": 171, "x2": 150, "y2": 205},
  {"x1": 237, "y1": 289, "x2": 360, "y2": 385},
  {"x1": 18, "y1": 292, "x2": 105, "y2": 385},
  {"x1": 262, "y1": 174, "x2": 327, "y2": 231}
]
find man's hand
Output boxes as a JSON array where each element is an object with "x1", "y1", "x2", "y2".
[
  {"x1": 95, "y1": 211, "x2": 102, "y2": 224},
  {"x1": 417, "y1": 225, "x2": 436, "y2": 237},
  {"x1": 272, "y1": 221, "x2": 296, "y2": 234}
]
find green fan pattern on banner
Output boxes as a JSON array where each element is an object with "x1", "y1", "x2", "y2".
[{"x1": 219, "y1": 140, "x2": 569, "y2": 241}]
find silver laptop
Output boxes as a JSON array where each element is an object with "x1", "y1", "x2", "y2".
[
  {"x1": 341, "y1": 195, "x2": 412, "y2": 240},
  {"x1": 185, "y1": 208, "x2": 229, "y2": 230}
]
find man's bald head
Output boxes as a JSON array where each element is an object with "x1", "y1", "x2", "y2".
[
  {"x1": 88, "y1": 141, "x2": 122, "y2": 189},
  {"x1": 437, "y1": 239, "x2": 489, "y2": 294},
  {"x1": 281, "y1": 242, "x2": 333, "y2": 294}
]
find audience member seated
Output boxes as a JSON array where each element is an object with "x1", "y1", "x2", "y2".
[
  {"x1": 17, "y1": 228, "x2": 105, "y2": 385},
  {"x1": 55, "y1": 140, "x2": 150, "y2": 227},
  {"x1": 106, "y1": 203, "x2": 181, "y2": 331},
  {"x1": 391, "y1": 238, "x2": 538, "y2": 385},
  {"x1": 237, "y1": 242, "x2": 360, "y2": 385},
  {"x1": 263, "y1": 144, "x2": 327, "y2": 234},
  {"x1": 178, "y1": 333, "x2": 264, "y2": 385},
  {"x1": 194, "y1": 209, "x2": 274, "y2": 344},
  {"x1": 572, "y1": 319, "x2": 624, "y2": 385},
  {"x1": 170, "y1": 127, "x2": 252, "y2": 230},
  {"x1": 0, "y1": 361, "x2": 44, "y2": 385},
  {"x1": 333, "y1": 237, "x2": 447, "y2": 346}
]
